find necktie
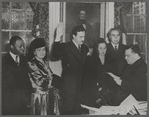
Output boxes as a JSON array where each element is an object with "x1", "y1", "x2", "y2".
[
  {"x1": 78, "y1": 45, "x2": 81, "y2": 53},
  {"x1": 15, "y1": 55, "x2": 19, "y2": 66},
  {"x1": 115, "y1": 46, "x2": 118, "y2": 53},
  {"x1": 82, "y1": 24, "x2": 86, "y2": 29}
]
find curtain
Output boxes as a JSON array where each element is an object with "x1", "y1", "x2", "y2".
[
  {"x1": 114, "y1": 2, "x2": 133, "y2": 33},
  {"x1": 28, "y1": 2, "x2": 49, "y2": 46},
  {"x1": 28, "y1": 2, "x2": 40, "y2": 37},
  {"x1": 38, "y1": 2, "x2": 49, "y2": 46},
  {"x1": 114, "y1": 2, "x2": 133, "y2": 45}
]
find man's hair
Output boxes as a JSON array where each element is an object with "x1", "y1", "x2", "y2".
[
  {"x1": 9, "y1": 36, "x2": 23, "y2": 46},
  {"x1": 107, "y1": 28, "x2": 122, "y2": 42},
  {"x1": 128, "y1": 44, "x2": 141, "y2": 56},
  {"x1": 9, "y1": 36, "x2": 23, "y2": 45},
  {"x1": 79, "y1": 10, "x2": 86, "y2": 14},
  {"x1": 71, "y1": 25, "x2": 86, "y2": 36}
]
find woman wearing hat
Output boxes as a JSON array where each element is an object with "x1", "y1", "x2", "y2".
[{"x1": 27, "y1": 38, "x2": 61, "y2": 115}]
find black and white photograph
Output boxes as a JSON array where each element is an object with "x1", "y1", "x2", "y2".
[{"x1": 1, "y1": 1, "x2": 148, "y2": 115}]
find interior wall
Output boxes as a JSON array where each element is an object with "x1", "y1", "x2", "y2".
[{"x1": 49, "y1": 2, "x2": 62, "y2": 76}]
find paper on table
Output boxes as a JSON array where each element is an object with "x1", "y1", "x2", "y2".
[
  {"x1": 81, "y1": 104, "x2": 120, "y2": 115},
  {"x1": 136, "y1": 101, "x2": 147, "y2": 115},
  {"x1": 118, "y1": 94, "x2": 139, "y2": 115},
  {"x1": 93, "y1": 106, "x2": 120, "y2": 115},
  {"x1": 81, "y1": 94, "x2": 140, "y2": 115},
  {"x1": 128, "y1": 102, "x2": 147, "y2": 115}
]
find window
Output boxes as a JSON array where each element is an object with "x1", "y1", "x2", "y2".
[
  {"x1": 125, "y1": 2, "x2": 147, "y2": 62},
  {"x1": 2, "y1": 2, "x2": 34, "y2": 54}
]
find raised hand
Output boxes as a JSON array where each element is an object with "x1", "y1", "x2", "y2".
[{"x1": 55, "y1": 22, "x2": 65, "y2": 41}]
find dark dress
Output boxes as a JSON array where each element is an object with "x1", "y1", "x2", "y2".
[
  {"x1": 52, "y1": 41, "x2": 89, "y2": 114},
  {"x1": 115, "y1": 58, "x2": 147, "y2": 105},
  {"x1": 2, "y1": 52, "x2": 32, "y2": 115},
  {"x1": 82, "y1": 54, "x2": 118, "y2": 107}
]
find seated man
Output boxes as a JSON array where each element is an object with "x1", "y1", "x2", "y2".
[{"x1": 107, "y1": 45, "x2": 147, "y2": 105}]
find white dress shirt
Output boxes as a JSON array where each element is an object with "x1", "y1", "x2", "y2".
[
  {"x1": 111, "y1": 43, "x2": 119, "y2": 50},
  {"x1": 9, "y1": 51, "x2": 20, "y2": 64}
]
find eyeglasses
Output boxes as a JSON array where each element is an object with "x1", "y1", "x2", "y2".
[{"x1": 15, "y1": 45, "x2": 24, "y2": 49}]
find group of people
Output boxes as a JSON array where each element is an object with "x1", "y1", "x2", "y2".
[
  {"x1": 2, "y1": 22, "x2": 147, "y2": 115},
  {"x1": 2, "y1": 37, "x2": 60, "y2": 115}
]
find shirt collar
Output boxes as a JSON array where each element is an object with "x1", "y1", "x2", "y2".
[
  {"x1": 9, "y1": 51, "x2": 20, "y2": 62},
  {"x1": 111, "y1": 42, "x2": 119, "y2": 49},
  {"x1": 72, "y1": 39, "x2": 80, "y2": 49}
]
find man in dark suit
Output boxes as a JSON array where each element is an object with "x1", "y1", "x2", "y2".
[
  {"x1": 106, "y1": 28, "x2": 128, "y2": 76},
  {"x1": 107, "y1": 45, "x2": 147, "y2": 105},
  {"x1": 52, "y1": 23, "x2": 89, "y2": 115},
  {"x1": 2, "y1": 36, "x2": 32, "y2": 115}
]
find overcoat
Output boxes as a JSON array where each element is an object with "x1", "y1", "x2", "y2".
[
  {"x1": 28, "y1": 58, "x2": 61, "y2": 115},
  {"x1": 28, "y1": 58, "x2": 53, "y2": 91},
  {"x1": 2, "y1": 53, "x2": 32, "y2": 115}
]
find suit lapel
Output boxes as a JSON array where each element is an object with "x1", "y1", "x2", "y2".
[
  {"x1": 117, "y1": 44, "x2": 123, "y2": 53},
  {"x1": 19, "y1": 55, "x2": 23, "y2": 66},
  {"x1": 7, "y1": 53, "x2": 18, "y2": 66},
  {"x1": 81, "y1": 44, "x2": 88, "y2": 64},
  {"x1": 109, "y1": 43, "x2": 116, "y2": 55},
  {"x1": 68, "y1": 41, "x2": 82, "y2": 63},
  {"x1": 109, "y1": 43, "x2": 124, "y2": 55}
]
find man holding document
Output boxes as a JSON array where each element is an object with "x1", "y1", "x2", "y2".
[{"x1": 107, "y1": 45, "x2": 147, "y2": 105}]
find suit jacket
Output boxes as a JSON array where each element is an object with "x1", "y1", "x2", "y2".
[
  {"x1": 107, "y1": 43, "x2": 128, "y2": 76},
  {"x1": 115, "y1": 58, "x2": 147, "y2": 105},
  {"x1": 2, "y1": 52, "x2": 32, "y2": 115},
  {"x1": 52, "y1": 41, "x2": 89, "y2": 114}
]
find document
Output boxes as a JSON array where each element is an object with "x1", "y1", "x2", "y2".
[{"x1": 81, "y1": 94, "x2": 143, "y2": 115}]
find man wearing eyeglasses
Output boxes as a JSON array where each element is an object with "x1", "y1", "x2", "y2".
[
  {"x1": 2, "y1": 36, "x2": 32, "y2": 115},
  {"x1": 106, "y1": 28, "x2": 128, "y2": 77}
]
